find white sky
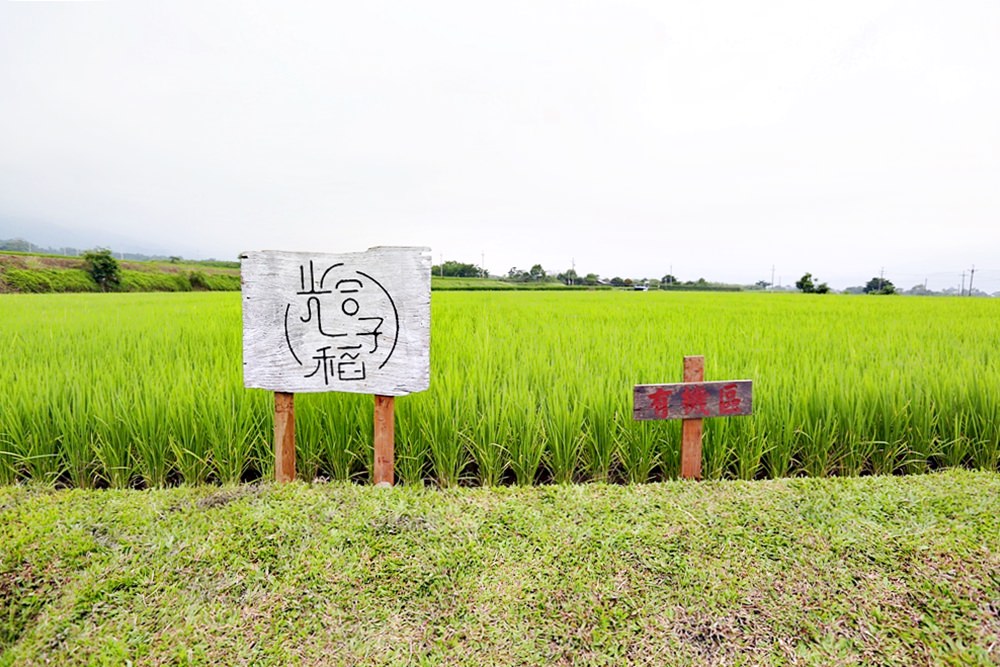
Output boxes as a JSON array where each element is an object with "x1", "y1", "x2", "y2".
[{"x1": 1, "y1": 1, "x2": 999, "y2": 292}]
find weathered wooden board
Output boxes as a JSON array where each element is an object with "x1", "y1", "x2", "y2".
[
  {"x1": 633, "y1": 380, "x2": 753, "y2": 421},
  {"x1": 241, "y1": 247, "x2": 431, "y2": 396}
]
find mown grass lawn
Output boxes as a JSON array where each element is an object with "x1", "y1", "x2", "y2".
[{"x1": 2, "y1": 470, "x2": 998, "y2": 666}]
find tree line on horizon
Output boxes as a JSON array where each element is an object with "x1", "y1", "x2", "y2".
[
  {"x1": 434, "y1": 259, "x2": 996, "y2": 296},
  {"x1": 3, "y1": 239, "x2": 992, "y2": 296}
]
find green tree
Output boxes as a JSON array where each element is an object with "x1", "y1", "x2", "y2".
[
  {"x1": 0, "y1": 238, "x2": 31, "y2": 252},
  {"x1": 796, "y1": 272, "x2": 815, "y2": 293},
  {"x1": 583, "y1": 273, "x2": 599, "y2": 286},
  {"x1": 661, "y1": 273, "x2": 677, "y2": 286},
  {"x1": 815, "y1": 282, "x2": 831, "y2": 294},
  {"x1": 529, "y1": 264, "x2": 546, "y2": 281},
  {"x1": 557, "y1": 268, "x2": 579, "y2": 285},
  {"x1": 507, "y1": 267, "x2": 528, "y2": 282},
  {"x1": 432, "y1": 260, "x2": 484, "y2": 278},
  {"x1": 864, "y1": 276, "x2": 896, "y2": 295},
  {"x1": 83, "y1": 248, "x2": 121, "y2": 292}
]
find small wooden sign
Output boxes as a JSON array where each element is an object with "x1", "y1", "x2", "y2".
[
  {"x1": 633, "y1": 380, "x2": 752, "y2": 420},
  {"x1": 633, "y1": 356, "x2": 752, "y2": 480}
]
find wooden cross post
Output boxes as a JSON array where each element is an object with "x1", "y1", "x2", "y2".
[
  {"x1": 681, "y1": 355, "x2": 704, "y2": 479},
  {"x1": 633, "y1": 355, "x2": 752, "y2": 480}
]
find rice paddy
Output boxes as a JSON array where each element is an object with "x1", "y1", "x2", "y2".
[{"x1": 1, "y1": 290, "x2": 997, "y2": 487}]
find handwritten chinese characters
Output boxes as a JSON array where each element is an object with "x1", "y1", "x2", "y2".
[
  {"x1": 241, "y1": 247, "x2": 430, "y2": 396},
  {"x1": 633, "y1": 380, "x2": 752, "y2": 420},
  {"x1": 287, "y1": 260, "x2": 397, "y2": 385}
]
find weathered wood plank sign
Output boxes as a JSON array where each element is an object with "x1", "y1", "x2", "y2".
[
  {"x1": 633, "y1": 355, "x2": 752, "y2": 480},
  {"x1": 633, "y1": 380, "x2": 752, "y2": 420},
  {"x1": 241, "y1": 247, "x2": 431, "y2": 485},
  {"x1": 241, "y1": 247, "x2": 431, "y2": 396}
]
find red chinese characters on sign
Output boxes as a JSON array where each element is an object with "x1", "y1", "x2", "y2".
[
  {"x1": 634, "y1": 380, "x2": 752, "y2": 421},
  {"x1": 648, "y1": 387, "x2": 673, "y2": 418},
  {"x1": 682, "y1": 385, "x2": 711, "y2": 416},
  {"x1": 718, "y1": 383, "x2": 742, "y2": 415}
]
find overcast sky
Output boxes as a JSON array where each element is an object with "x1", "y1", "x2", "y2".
[{"x1": 1, "y1": 1, "x2": 998, "y2": 291}]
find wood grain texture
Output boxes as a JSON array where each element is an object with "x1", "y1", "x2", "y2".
[
  {"x1": 681, "y1": 355, "x2": 705, "y2": 481},
  {"x1": 683, "y1": 355, "x2": 704, "y2": 383},
  {"x1": 373, "y1": 395, "x2": 395, "y2": 486},
  {"x1": 274, "y1": 391, "x2": 296, "y2": 483},
  {"x1": 632, "y1": 380, "x2": 753, "y2": 420},
  {"x1": 241, "y1": 247, "x2": 431, "y2": 396}
]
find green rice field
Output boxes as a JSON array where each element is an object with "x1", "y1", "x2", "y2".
[{"x1": 1, "y1": 291, "x2": 998, "y2": 487}]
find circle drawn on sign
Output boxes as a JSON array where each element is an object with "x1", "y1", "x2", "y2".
[{"x1": 283, "y1": 264, "x2": 400, "y2": 381}]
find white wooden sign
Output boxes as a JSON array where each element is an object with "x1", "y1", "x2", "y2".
[{"x1": 241, "y1": 247, "x2": 431, "y2": 396}]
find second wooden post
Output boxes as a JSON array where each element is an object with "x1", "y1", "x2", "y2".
[
  {"x1": 373, "y1": 395, "x2": 395, "y2": 486},
  {"x1": 274, "y1": 391, "x2": 296, "y2": 483}
]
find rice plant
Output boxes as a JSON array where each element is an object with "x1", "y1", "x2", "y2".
[
  {"x1": 507, "y1": 401, "x2": 544, "y2": 486},
  {"x1": 319, "y1": 394, "x2": 367, "y2": 482},
  {"x1": 581, "y1": 389, "x2": 618, "y2": 483},
  {"x1": 465, "y1": 396, "x2": 509, "y2": 486},
  {"x1": 616, "y1": 413, "x2": 660, "y2": 484},
  {"x1": 395, "y1": 397, "x2": 429, "y2": 485},
  {"x1": 421, "y1": 389, "x2": 466, "y2": 487},
  {"x1": 544, "y1": 395, "x2": 585, "y2": 484}
]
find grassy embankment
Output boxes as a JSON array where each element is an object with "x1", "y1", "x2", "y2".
[
  {"x1": 0, "y1": 252, "x2": 240, "y2": 293},
  {"x1": 0, "y1": 252, "x2": 600, "y2": 293},
  {"x1": 1, "y1": 470, "x2": 997, "y2": 665}
]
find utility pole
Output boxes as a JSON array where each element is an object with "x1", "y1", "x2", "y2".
[
  {"x1": 771, "y1": 265, "x2": 775, "y2": 290},
  {"x1": 961, "y1": 271, "x2": 966, "y2": 297},
  {"x1": 969, "y1": 265, "x2": 976, "y2": 296},
  {"x1": 481, "y1": 251, "x2": 485, "y2": 278},
  {"x1": 878, "y1": 267, "x2": 885, "y2": 293}
]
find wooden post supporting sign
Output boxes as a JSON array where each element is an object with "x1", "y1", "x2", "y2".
[
  {"x1": 680, "y1": 355, "x2": 704, "y2": 480},
  {"x1": 373, "y1": 395, "x2": 395, "y2": 486},
  {"x1": 274, "y1": 391, "x2": 296, "y2": 483},
  {"x1": 633, "y1": 355, "x2": 752, "y2": 480}
]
